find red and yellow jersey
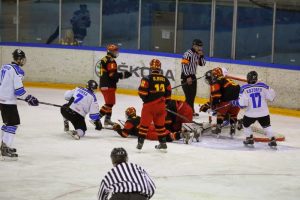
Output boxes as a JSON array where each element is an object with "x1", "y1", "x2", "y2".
[
  {"x1": 165, "y1": 100, "x2": 193, "y2": 132},
  {"x1": 210, "y1": 77, "x2": 240, "y2": 106},
  {"x1": 99, "y1": 55, "x2": 120, "y2": 88},
  {"x1": 119, "y1": 116, "x2": 140, "y2": 138},
  {"x1": 138, "y1": 72, "x2": 171, "y2": 104}
]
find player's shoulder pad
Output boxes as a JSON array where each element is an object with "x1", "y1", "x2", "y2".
[
  {"x1": 240, "y1": 84, "x2": 251, "y2": 94},
  {"x1": 10, "y1": 64, "x2": 25, "y2": 76},
  {"x1": 255, "y1": 82, "x2": 270, "y2": 89}
]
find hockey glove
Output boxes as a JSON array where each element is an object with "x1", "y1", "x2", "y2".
[
  {"x1": 112, "y1": 123, "x2": 121, "y2": 131},
  {"x1": 25, "y1": 95, "x2": 39, "y2": 106},
  {"x1": 123, "y1": 71, "x2": 132, "y2": 79},
  {"x1": 230, "y1": 100, "x2": 240, "y2": 107},
  {"x1": 94, "y1": 120, "x2": 102, "y2": 131},
  {"x1": 199, "y1": 103, "x2": 210, "y2": 112}
]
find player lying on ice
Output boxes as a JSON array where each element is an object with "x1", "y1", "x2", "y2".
[{"x1": 111, "y1": 99, "x2": 201, "y2": 144}]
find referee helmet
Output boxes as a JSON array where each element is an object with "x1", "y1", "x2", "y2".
[{"x1": 111, "y1": 147, "x2": 128, "y2": 165}]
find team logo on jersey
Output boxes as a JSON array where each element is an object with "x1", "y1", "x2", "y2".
[{"x1": 95, "y1": 60, "x2": 101, "y2": 78}]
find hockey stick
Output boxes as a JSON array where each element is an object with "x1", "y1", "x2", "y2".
[
  {"x1": 172, "y1": 75, "x2": 205, "y2": 90},
  {"x1": 226, "y1": 75, "x2": 247, "y2": 82},
  {"x1": 166, "y1": 108, "x2": 203, "y2": 126},
  {"x1": 117, "y1": 119, "x2": 125, "y2": 126},
  {"x1": 17, "y1": 98, "x2": 62, "y2": 108}
]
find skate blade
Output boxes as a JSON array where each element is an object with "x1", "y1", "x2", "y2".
[
  {"x1": 269, "y1": 146, "x2": 277, "y2": 150},
  {"x1": 66, "y1": 131, "x2": 80, "y2": 140},
  {"x1": 0, "y1": 156, "x2": 18, "y2": 161},
  {"x1": 155, "y1": 148, "x2": 167, "y2": 153},
  {"x1": 244, "y1": 144, "x2": 254, "y2": 148}
]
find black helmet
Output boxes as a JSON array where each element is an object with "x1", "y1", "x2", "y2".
[
  {"x1": 247, "y1": 71, "x2": 258, "y2": 84},
  {"x1": 110, "y1": 147, "x2": 128, "y2": 165},
  {"x1": 192, "y1": 39, "x2": 203, "y2": 46},
  {"x1": 204, "y1": 70, "x2": 215, "y2": 85},
  {"x1": 86, "y1": 80, "x2": 98, "y2": 90},
  {"x1": 12, "y1": 49, "x2": 26, "y2": 66},
  {"x1": 12, "y1": 49, "x2": 26, "y2": 60}
]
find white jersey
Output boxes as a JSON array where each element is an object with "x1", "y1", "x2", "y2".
[
  {"x1": 238, "y1": 82, "x2": 275, "y2": 118},
  {"x1": 0, "y1": 63, "x2": 26, "y2": 105},
  {"x1": 64, "y1": 87, "x2": 100, "y2": 121}
]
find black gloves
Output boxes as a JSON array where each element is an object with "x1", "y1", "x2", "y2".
[
  {"x1": 118, "y1": 71, "x2": 132, "y2": 79},
  {"x1": 25, "y1": 95, "x2": 39, "y2": 106}
]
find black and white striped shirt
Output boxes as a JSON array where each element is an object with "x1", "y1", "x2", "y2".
[
  {"x1": 98, "y1": 162, "x2": 156, "y2": 200},
  {"x1": 181, "y1": 49, "x2": 206, "y2": 79}
]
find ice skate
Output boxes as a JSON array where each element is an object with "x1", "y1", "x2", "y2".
[
  {"x1": 268, "y1": 137, "x2": 277, "y2": 150},
  {"x1": 136, "y1": 137, "x2": 144, "y2": 150},
  {"x1": 243, "y1": 135, "x2": 254, "y2": 147},
  {"x1": 104, "y1": 118, "x2": 115, "y2": 129},
  {"x1": 155, "y1": 142, "x2": 167, "y2": 152},
  {"x1": 181, "y1": 131, "x2": 194, "y2": 144},
  {"x1": 212, "y1": 124, "x2": 221, "y2": 138},
  {"x1": 66, "y1": 130, "x2": 80, "y2": 140},
  {"x1": 230, "y1": 123, "x2": 236, "y2": 138},
  {"x1": 64, "y1": 120, "x2": 69, "y2": 132},
  {"x1": 194, "y1": 128, "x2": 202, "y2": 142},
  {"x1": 1, "y1": 142, "x2": 18, "y2": 161}
]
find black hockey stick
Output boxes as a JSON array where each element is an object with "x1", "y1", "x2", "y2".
[
  {"x1": 172, "y1": 75, "x2": 205, "y2": 90},
  {"x1": 17, "y1": 98, "x2": 62, "y2": 108},
  {"x1": 166, "y1": 108, "x2": 203, "y2": 126}
]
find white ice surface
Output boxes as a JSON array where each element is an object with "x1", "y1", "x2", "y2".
[{"x1": 1, "y1": 88, "x2": 300, "y2": 200}]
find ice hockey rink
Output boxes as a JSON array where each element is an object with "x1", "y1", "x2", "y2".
[{"x1": 1, "y1": 87, "x2": 300, "y2": 200}]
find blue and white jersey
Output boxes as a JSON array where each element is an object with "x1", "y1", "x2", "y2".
[
  {"x1": 238, "y1": 82, "x2": 275, "y2": 118},
  {"x1": 64, "y1": 87, "x2": 100, "y2": 120},
  {"x1": 0, "y1": 63, "x2": 26, "y2": 105}
]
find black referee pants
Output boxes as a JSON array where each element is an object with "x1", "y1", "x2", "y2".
[
  {"x1": 110, "y1": 193, "x2": 148, "y2": 200},
  {"x1": 182, "y1": 79, "x2": 197, "y2": 113}
]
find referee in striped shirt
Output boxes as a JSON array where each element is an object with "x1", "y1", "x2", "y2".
[
  {"x1": 181, "y1": 39, "x2": 206, "y2": 116},
  {"x1": 98, "y1": 147, "x2": 156, "y2": 200}
]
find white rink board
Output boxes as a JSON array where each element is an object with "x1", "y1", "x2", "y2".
[{"x1": 0, "y1": 45, "x2": 299, "y2": 109}]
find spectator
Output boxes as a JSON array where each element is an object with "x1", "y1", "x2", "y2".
[
  {"x1": 70, "y1": 4, "x2": 91, "y2": 45},
  {"x1": 60, "y1": 29, "x2": 79, "y2": 46}
]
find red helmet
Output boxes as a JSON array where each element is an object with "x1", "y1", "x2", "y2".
[
  {"x1": 107, "y1": 44, "x2": 119, "y2": 58},
  {"x1": 212, "y1": 67, "x2": 223, "y2": 78},
  {"x1": 125, "y1": 107, "x2": 136, "y2": 118},
  {"x1": 150, "y1": 59, "x2": 161, "y2": 72}
]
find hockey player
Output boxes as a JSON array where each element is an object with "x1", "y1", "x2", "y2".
[
  {"x1": 137, "y1": 59, "x2": 172, "y2": 150},
  {"x1": 98, "y1": 44, "x2": 132, "y2": 127},
  {"x1": 165, "y1": 99, "x2": 193, "y2": 132},
  {"x1": 0, "y1": 49, "x2": 39, "y2": 160},
  {"x1": 199, "y1": 67, "x2": 240, "y2": 137},
  {"x1": 112, "y1": 106, "x2": 182, "y2": 142},
  {"x1": 232, "y1": 71, "x2": 277, "y2": 148},
  {"x1": 61, "y1": 80, "x2": 102, "y2": 140}
]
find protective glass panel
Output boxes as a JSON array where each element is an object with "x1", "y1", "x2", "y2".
[
  {"x1": 0, "y1": 0, "x2": 17, "y2": 42},
  {"x1": 214, "y1": 1, "x2": 233, "y2": 59},
  {"x1": 19, "y1": 0, "x2": 59, "y2": 44},
  {"x1": 102, "y1": 0, "x2": 139, "y2": 49},
  {"x1": 61, "y1": 0, "x2": 99, "y2": 46},
  {"x1": 236, "y1": 0, "x2": 273, "y2": 62},
  {"x1": 141, "y1": 0, "x2": 176, "y2": 52},
  {"x1": 176, "y1": 0, "x2": 211, "y2": 55},
  {"x1": 274, "y1": 1, "x2": 300, "y2": 66}
]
